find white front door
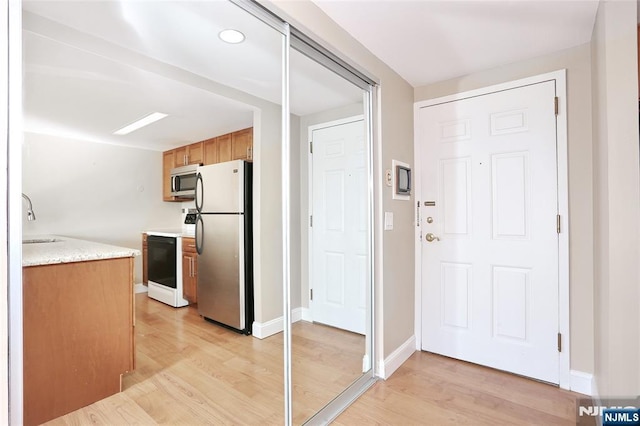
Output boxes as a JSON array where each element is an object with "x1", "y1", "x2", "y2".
[
  {"x1": 310, "y1": 118, "x2": 367, "y2": 335},
  {"x1": 418, "y1": 81, "x2": 560, "y2": 383}
]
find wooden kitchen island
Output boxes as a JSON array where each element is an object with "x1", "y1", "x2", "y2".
[{"x1": 22, "y1": 236, "x2": 139, "y2": 426}]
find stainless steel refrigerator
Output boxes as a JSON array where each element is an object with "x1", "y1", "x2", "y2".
[{"x1": 195, "y1": 160, "x2": 253, "y2": 334}]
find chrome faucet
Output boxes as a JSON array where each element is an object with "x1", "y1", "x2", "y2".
[{"x1": 22, "y1": 193, "x2": 36, "y2": 221}]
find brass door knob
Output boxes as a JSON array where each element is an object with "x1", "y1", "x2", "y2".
[{"x1": 425, "y1": 233, "x2": 440, "y2": 242}]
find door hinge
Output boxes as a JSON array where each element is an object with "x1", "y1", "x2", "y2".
[
  {"x1": 554, "y1": 96, "x2": 559, "y2": 116},
  {"x1": 416, "y1": 201, "x2": 420, "y2": 227},
  {"x1": 310, "y1": 288, "x2": 313, "y2": 301},
  {"x1": 310, "y1": 215, "x2": 313, "y2": 227},
  {"x1": 557, "y1": 332, "x2": 562, "y2": 352},
  {"x1": 310, "y1": 141, "x2": 313, "y2": 154},
  {"x1": 557, "y1": 214, "x2": 561, "y2": 234}
]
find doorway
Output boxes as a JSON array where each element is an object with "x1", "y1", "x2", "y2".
[
  {"x1": 308, "y1": 116, "x2": 367, "y2": 335},
  {"x1": 414, "y1": 71, "x2": 570, "y2": 386}
]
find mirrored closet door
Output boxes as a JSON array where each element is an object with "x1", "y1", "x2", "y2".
[{"x1": 22, "y1": 0, "x2": 287, "y2": 423}]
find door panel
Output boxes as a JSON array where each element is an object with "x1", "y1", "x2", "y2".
[
  {"x1": 419, "y1": 81, "x2": 559, "y2": 384},
  {"x1": 311, "y1": 119, "x2": 367, "y2": 334}
]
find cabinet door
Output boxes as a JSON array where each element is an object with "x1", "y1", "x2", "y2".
[
  {"x1": 218, "y1": 134, "x2": 232, "y2": 163},
  {"x1": 231, "y1": 128, "x2": 253, "y2": 161},
  {"x1": 188, "y1": 142, "x2": 204, "y2": 165},
  {"x1": 203, "y1": 138, "x2": 218, "y2": 165},
  {"x1": 173, "y1": 146, "x2": 187, "y2": 167},
  {"x1": 182, "y1": 254, "x2": 195, "y2": 303},
  {"x1": 142, "y1": 234, "x2": 148, "y2": 284},
  {"x1": 182, "y1": 238, "x2": 198, "y2": 304},
  {"x1": 162, "y1": 151, "x2": 175, "y2": 201}
]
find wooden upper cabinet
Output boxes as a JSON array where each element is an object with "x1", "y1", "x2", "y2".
[
  {"x1": 173, "y1": 143, "x2": 203, "y2": 167},
  {"x1": 218, "y1": 133, "x2": 232, "y2": 163},
  {"x1": 203, "y1": 137, "x2": 218, "y2": 165},
  {"x1": 162, "y1": 151, "x2": 175, "y2": 201},
  {"x1": 164, "y1": 127, "x2": 254, "y2": 201},
  {"x1": 173, "y1": 146, "x2": 188, "y2": 167},
  {"x1": 188, "y1": 142, "x2": 204, "y2": 165},
  {"x1": 232, "y1": 127, "x2": 253, "y2": 161}
]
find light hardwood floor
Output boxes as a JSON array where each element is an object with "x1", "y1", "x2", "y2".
[
  {"x1": 44, "y1": 293, "x2": 586, "y2": 425},
  {"x1": 44, "y1": 294, "x2": 365, "y2": 425},
  {"x1": 336, "y1": 351, "x2": 590, "y2": 425}
]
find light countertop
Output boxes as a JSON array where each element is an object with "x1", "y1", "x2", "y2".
[{"x1": 22, "y1": 235, "x2": 140, "y2": 267}]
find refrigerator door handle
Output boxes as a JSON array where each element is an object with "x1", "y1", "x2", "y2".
[
  {"x1": 195, "y1": 172, "x2": 203, "y2": 213},
  {"x1": 195, "y1": 214, "x2": 204, "y2": 255}
]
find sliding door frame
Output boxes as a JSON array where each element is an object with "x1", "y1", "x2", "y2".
[{"x1": 231, "y1": 1, "x2": 380, "y2": 424}]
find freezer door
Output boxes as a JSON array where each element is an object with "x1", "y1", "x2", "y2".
[
  {"x1": 196, "y1": 213, "x2": 245, "y2": 330},
  {"x1": 196, "y1": 160, "x2": 244, "y2": 213}
]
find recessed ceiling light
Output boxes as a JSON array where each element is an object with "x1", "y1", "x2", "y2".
[
  {"x1": 113, "y1": 112, "x2": 168, "y2": 136},
  {"x1": 219, "y1": 29, "x2": 245, "y2": 44}
]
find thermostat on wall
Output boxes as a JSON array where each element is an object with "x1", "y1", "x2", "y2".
[{"x1": 392, "y1": 159, "x2": 411, "y2": 201}]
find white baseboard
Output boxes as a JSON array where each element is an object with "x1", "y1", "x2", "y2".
[
  {"x1": 252, "y1": 308, "x2": 305, "y2": 340},
  {"x1": 292, "y1": 307, "x2": 303, "y2": 323},
  {"x1": 377, "y1": 335, "x2": 416, "y2": 379},
  {"x1": 252, "y1": 316, "x2": 283, "y2": 339},
  {"x1": 134, "y1": 283, "x2": 148, "y2": 294},
  {"x1": 300, "y1": 307, "x2": 313, "y2": 322},
  {"x1": 570, "y1": 370, "x2": 595, "y2": 396}
]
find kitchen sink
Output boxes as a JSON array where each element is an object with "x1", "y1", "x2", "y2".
[{"x1": 22, "y1": 238, "x2": 61, "y2": 244}]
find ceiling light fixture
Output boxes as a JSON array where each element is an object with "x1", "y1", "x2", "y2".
[
  {"x1": 219, "y1": 29, "x2": 245, "y2": 44},
  {"x1": 113, "y1": 112, "x2": 168, "y2": 136}
]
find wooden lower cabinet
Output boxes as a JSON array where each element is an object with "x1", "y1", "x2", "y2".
[
  {"x1": 142, "y1": 233, "x2": 148, "y2": 284},
  {"x1": 182, "y1": 237, "x2": 197, "y2": 304},
  {"x1": 23, "y1": 257, "x2": 135, "y2": 426}
]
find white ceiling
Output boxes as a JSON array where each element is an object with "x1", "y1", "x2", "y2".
[
  {"x1": 23, "y1": 0, "x2": 603, "y2": 152},
  {"x1": 313, "y1": 0, "x2": 600, "y2": 87},
  {"x1": 22, "y1": 1, "x2": 363, "y2": 151}
]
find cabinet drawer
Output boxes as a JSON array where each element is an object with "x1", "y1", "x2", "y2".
[{"x1": 182, "y1": 237, "x2": 197, "y2": 253}]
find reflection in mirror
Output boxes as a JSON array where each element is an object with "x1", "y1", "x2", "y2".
[
  {"x1": 21, "y1": 0, "x2": 287, "y2": 423},
  {"x1": 289, "y1": 47, "x2": 371, "y2": 424}
]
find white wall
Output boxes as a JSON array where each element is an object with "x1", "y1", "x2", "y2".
[
  {"x1": 252, "y1": 106, "x2": 285, "y2": 324},
  {"x1": 22, "y1": 133, "x2": 181, "y2": 283},
  {"x1": 414, "y1": 43, "x2": 596, "y2": 376},
  {"x1": 591, "y1": 0, "x2": 640, "y2": 397}
]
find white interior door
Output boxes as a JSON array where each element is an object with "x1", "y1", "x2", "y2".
[
  {"x1": 311, "y1": 118, "x2": 367, "y2": 334},
  {"x1": 418, "y1": 81, "x2": 560, "y2": 383}
]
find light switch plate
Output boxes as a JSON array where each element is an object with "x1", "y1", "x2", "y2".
[
  {"x1": 384, "y1": 212, "x2": 394, "y2": 230},
  {"x1": 385, "y1": 169, "x2": 392, "y2": 187}
]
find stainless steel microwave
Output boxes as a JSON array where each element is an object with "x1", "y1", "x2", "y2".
[{"x1": 170, "y1": 164, "x2": 200, "y2": 198}]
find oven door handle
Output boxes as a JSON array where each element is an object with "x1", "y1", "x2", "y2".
[{"x1": 195, "y1": 214, "x2": 204, "y2": 255}]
